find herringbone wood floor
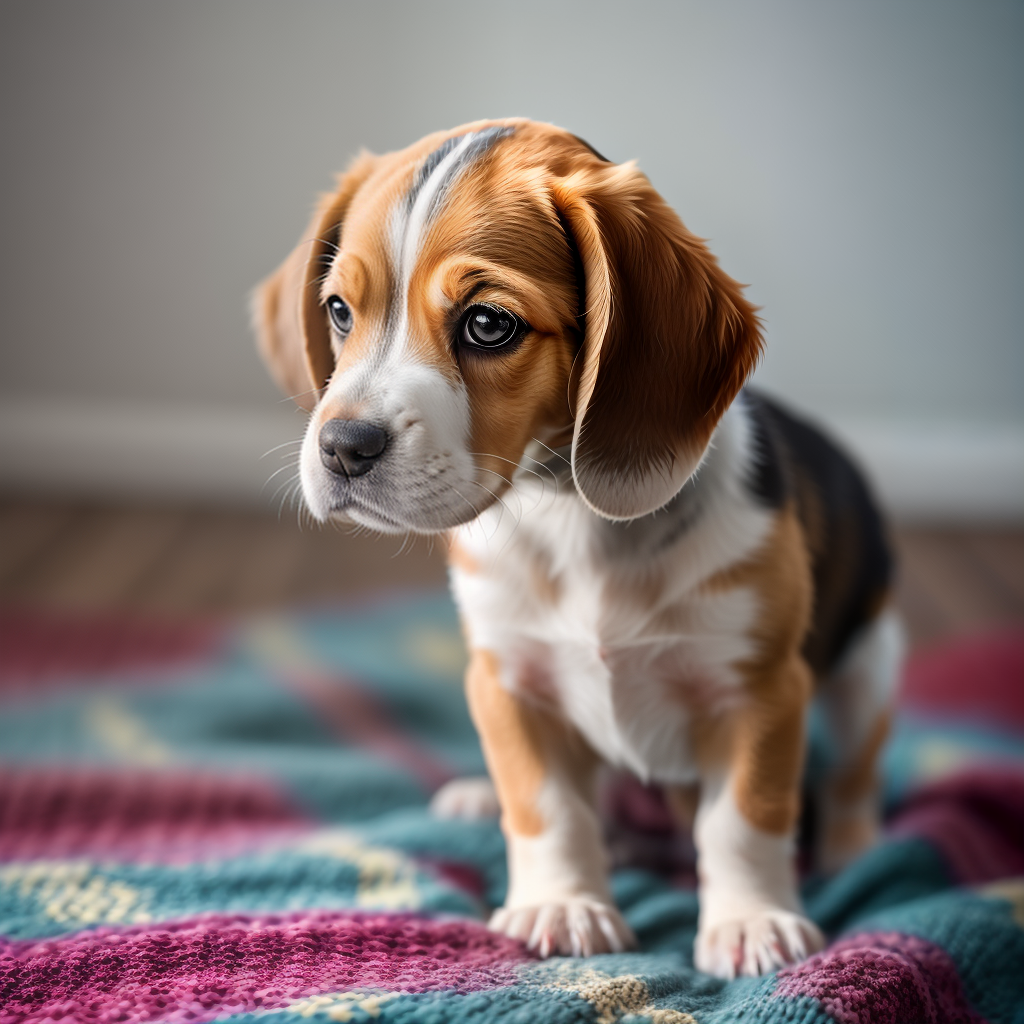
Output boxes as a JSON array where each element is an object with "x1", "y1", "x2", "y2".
[{"x1": 1, "y1": 494, "x2": 1021, "y2": 649}]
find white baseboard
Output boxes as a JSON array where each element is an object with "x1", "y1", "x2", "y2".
[
  {"x1": 0, "y1": 397, "x2": 306, "y2": 507},
  {"x1": 1, "y1": 396, "x2": 1022, "y2": 522},
  {"x1": 825, "y1": 416, "x2": 1024, "y2": 524}
]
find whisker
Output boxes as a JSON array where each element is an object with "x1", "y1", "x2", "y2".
[
  {"x1": 450, "y1": 484, "x2": 484, "y2": 527},
  {"x1": 274, "y1": 473, "x2": 301, "y2": 521},
  {"x1": 270, "y1": 469, "x2": 301, "y2": 507},
  {"x1": 296, "y1": 490, "x2": 316, "y2": 533},
  {"x1": 473, "y1": 465, "x2": 527, "y2": 516},
  {"x1": 468, "y1": 452, "x2": 559, "y2": 513},
  {"x1": 262, "y1": 459, "x2": 301, "y2": 494},
  {"x1": 290, "y1": 485, "x2": 305, "y2": 531},
  {"x1": 309, "y1": 235, "x2": 340, "y2": 255},
  {"x1": 392, "y1": 531, "x2": 413, "y2": 559},
  {"x1": 277, "y1": 386, "x2": 322, "y2": 404},
  {"x1": 467, "y1": 453, "x2": 552, "y2": 498},
  {"x1": 530, "y1": 437, "x2": 572, "y2": 467},
  {"x1": 468, "y1": 449, "x2": 555, "y2": 476},
  {"x1": 260, "y1": 439, "x2": 304, "y2": 459},
  {"x1": 472, "y1": 478, "x2": 523, "y2": 554}
]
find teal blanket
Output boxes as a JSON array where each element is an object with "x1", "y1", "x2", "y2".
[{"x1": 1, "y1": 595, "x2": 1022, "y2": 1023}]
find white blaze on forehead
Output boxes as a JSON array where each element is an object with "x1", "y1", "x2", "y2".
[
  {"x1": 302, "y1": 128, "x2": 515, "y2": 532},
  {"x1": 386, "y1": 127, "x2": 513, "y2": 359}
]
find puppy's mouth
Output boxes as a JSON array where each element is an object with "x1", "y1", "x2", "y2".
[
  {"x1": 313, "y1": 473, "x2": 489, "y2": 535},
  {"x1": 328, "y1": 498, "x2": 409, "y2": 534},
  {"x1": 309, "y1": 475, "x2": 404, "y2": 531}
]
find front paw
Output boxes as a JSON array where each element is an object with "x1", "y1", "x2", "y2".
[
  {"x1": 695, "y1": 909, "x2": 824, "y2": 979},
  {"x1": 490, "y1": 899, "x2": 637, "y2": 958}
]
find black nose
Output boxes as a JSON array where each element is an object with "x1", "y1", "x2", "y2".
[{"x1": 318, "y1": 419, "x2": 388, "y2": 477}]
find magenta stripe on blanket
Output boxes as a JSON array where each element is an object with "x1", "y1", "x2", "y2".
[
  {"x1": 888, "y1": 767, "x2": 1024, "y2": 883},
  {"x1": 0, "y1": 609, "x2": 220, "y2": 690},
  {"x1": 774, "y1": 931, "x2": 985, "y2": 1024},
  {"x1": 0, "y1": 767, "x2": 311, "y2": 863},
  {"x1": 0, "y1": 911, "x2": 530, "y2": 1024},
  {"x1": 900, "y1": 628, "x2": 1024, "y2": 728}
]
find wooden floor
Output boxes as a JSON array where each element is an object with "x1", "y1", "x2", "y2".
[
  {"x1": 0, "y1": 494, "x2": 448, "y2": 617},
  {"x1": 1, "y1": 493, "x2": 1021, "y2": 649}
]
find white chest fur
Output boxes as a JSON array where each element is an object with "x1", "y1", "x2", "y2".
[{"x1": 450, "y1": 402, "x2": 773, "y2": 784}]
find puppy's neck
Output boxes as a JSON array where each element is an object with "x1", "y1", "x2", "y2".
[{"x1": 489, "y1": 394, "x2": 759, "y2": 560}]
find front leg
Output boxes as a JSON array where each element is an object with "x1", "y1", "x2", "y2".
[
  {"x1": 465, "y1": 649, "x2": 636, "y2": 957},
  {"x1": 694, "y1": 655, "x2": 824, "y2": 978}
]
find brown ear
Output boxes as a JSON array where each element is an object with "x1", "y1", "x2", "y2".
[
  {"x1": 253, "y1": 152, "x2": 378, "y2": 411},
  {"x1": 552, "y1": 161, "x2": 764, "y2": 520}
]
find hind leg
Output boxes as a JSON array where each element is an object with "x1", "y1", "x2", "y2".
[{"x1": 816, "y1": 609, "x2": 904, "y2": 873}]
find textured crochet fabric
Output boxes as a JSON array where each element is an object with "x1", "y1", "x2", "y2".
[{"x1": 1, "y1": 595, "x2": 1022, "y2": 1024}]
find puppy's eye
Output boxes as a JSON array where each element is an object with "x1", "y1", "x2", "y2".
[
  {"x1": 460, "y1": 303, "x2": 524, "y2": 350},
  {"x1": 326, "y1": 295, "x2": 353, "y2": 337}
]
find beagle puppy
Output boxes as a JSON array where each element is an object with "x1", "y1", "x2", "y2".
[{"x1": 254, "y1": 119, "x2": 901, "y2": 978}]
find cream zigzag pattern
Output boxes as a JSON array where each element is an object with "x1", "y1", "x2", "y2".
[
  {"x1": 298, "y1": 831, "x2": 422, "y2": 910},
  {"x1": 0, "y1": 860, "x2": 153, "y2": 927},
  {"x1": 540, "y1": 964, "x2": 697, "y2": 1024},
  {"x1": 279, "y1": 990, "x2": 400, "y2": 1021}
]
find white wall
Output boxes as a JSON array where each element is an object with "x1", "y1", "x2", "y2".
[{"x1": 1, "y1": 1, "x2": 1021, "y2": 518}]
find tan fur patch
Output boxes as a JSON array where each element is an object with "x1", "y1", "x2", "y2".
[
  {"x1": 704, "y1": 505, "x2": 814, "y2": 667},
  {"x1": 464, "y1": 649, "x2": 547, "y2": 837},
  {"x1": 732, "y1": 655, "x2": 812, "y2": 834},
  {"x1": 701, "y1": 506, "x2": 815, "y2": 834},
  {"x1": 464, "y1": 648, "x2": 598, "y2": 838}
]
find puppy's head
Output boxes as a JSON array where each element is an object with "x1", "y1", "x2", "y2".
[{"x1": 255, "y1": 119, "x2": 762, "y2": 532}]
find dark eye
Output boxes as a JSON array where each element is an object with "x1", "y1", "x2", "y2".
[
  {"x1": 326, "y1": 295, "x2": 353, "y2": 337},
  {"x1": 460, "y1": 304, "x2": 523, "y2": 350}
]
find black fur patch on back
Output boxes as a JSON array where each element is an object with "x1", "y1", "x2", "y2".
[
  {"x1": 743, "y1": 388, "x2": 894, "y2": 676},
  {"x1": 744, "y1": 396, "x2": 788, "y2": 508}
]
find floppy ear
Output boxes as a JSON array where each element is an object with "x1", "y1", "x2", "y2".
[
  {"x1": 253, "y1": 152, "x2": 378, "y2": 411},
  {"x1": 552, "y1": 161, "x2": 763, "y2": 520}
]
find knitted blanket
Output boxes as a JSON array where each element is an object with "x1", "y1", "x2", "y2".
[{"x1": 1, "y1": 594, "x2": 1022, "y2": 1023}]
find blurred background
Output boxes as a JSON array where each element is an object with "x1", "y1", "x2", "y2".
[{"x1": 1, "y1": 0, "x2": 1021, "y2": 648}]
